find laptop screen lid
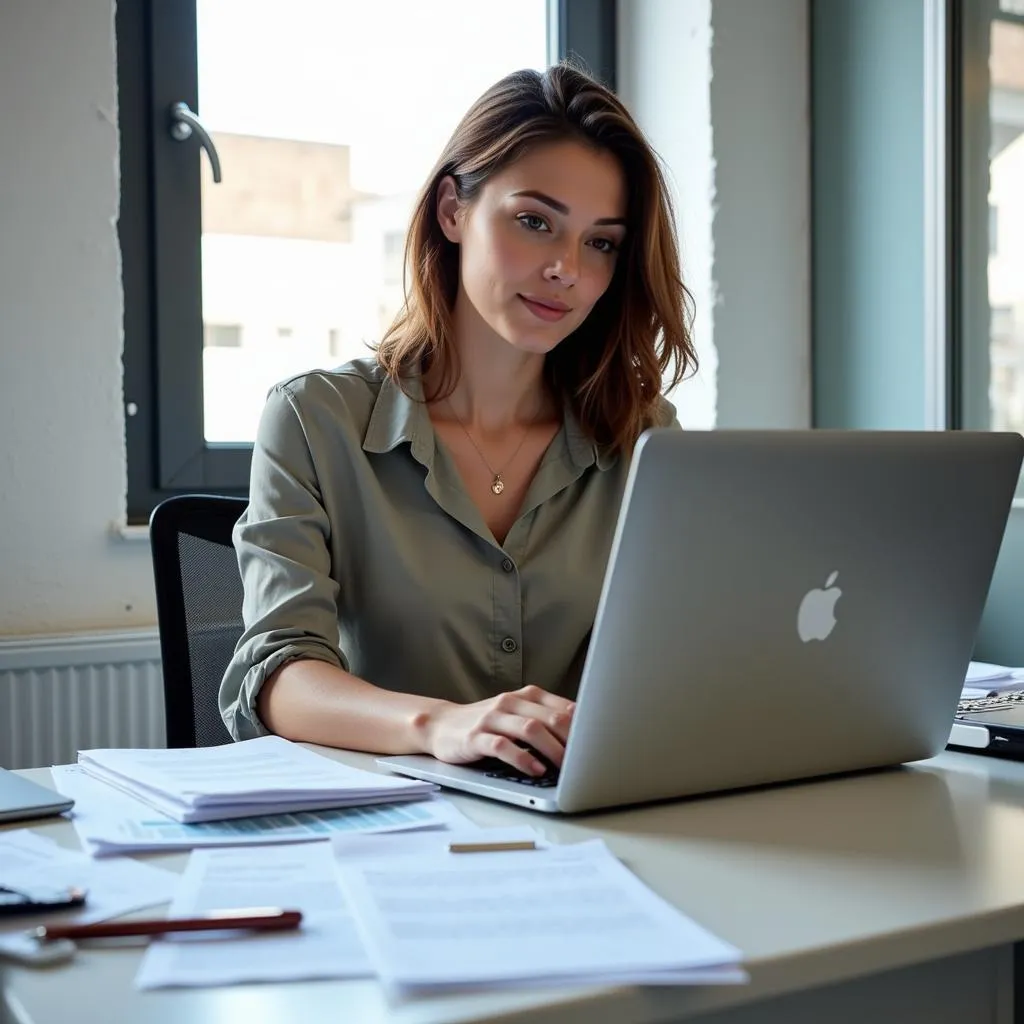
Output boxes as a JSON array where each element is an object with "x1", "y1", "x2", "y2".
[
  {"x1": 380, "y1": 430, "x2": 1022, "y2": 814},
  {"x1": 0, "y1": 768, "x2": 74, "y2": 824},
  {"x1": 553, "y1": 429, "x2": 1023, "y2": 813}
]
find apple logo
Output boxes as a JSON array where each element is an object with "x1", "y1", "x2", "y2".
[{"x1": 797, "y1": 571, "x2": 842, "y2": 642}]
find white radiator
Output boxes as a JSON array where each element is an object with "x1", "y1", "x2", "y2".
[{"x1": 0, "y1": 630, "x2": 166, "y2": 770}]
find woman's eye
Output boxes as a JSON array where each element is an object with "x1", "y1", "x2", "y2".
[
  {"x1": 590, "y1": 238, "x2": 619, "y2": 255},
  {"x1": 517, "y1": 213, "x2": 548, "y2": 232}
]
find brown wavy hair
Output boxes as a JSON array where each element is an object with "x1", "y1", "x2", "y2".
[{"x1": 376, "y1": 61, "x2": 696, "y2": 454}]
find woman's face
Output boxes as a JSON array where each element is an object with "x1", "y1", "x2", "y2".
[{"x1": 437, "y1": 140, "x2": 627, "y2": 356}]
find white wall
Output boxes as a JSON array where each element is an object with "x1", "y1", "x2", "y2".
[
  {"x1": 0, "y1": 0, "x2": 811, "y2": 639},
  {"x1": 710, "y1": 0, "x2": 810, "y2": 427},
  {"x1": 618, "y1": 0, "x2": 718, "y2": 429},
  {"x1": 0, "y1": 0, "x2": 153, "y2": 635},
  {"x1": 619, "y1": 0, "x2": 811, "y2": 429}
]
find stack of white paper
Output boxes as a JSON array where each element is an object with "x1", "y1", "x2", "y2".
[
  {"x1": 962, "y1": 660, "x2": 1024, "y2": 699},
  {"x1": 77, "y1": 735, "x2": 436, "y2": 824},
  {"x1": 333, "y1": 831, "x2": 746, "y2": 993},
  {"x1": 50, "y1": 763, "x2": 470, "y2": 855}
]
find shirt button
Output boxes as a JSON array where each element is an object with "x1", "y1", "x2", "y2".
[
  {"x1": 501, "y1": 558, "x2": 515, "y2": 573},
  {"x1": 501, "y1": 637, "x2": 518, "y2": 654}
]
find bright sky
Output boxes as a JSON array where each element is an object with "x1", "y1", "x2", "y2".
[{"x1": 197, "y1": 0, "x2": 549, "y2": 194}]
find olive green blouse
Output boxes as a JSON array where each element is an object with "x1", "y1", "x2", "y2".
[{"x1": 219, "y1": 357, "x2": 676, "y2": 740}]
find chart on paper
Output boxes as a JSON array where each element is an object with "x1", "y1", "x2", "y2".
[{"x1": 122, "y1": 801, "x2": 446, "y2": 840}]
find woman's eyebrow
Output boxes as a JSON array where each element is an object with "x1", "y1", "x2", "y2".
[{"x1": 510, "y1": 189, "x2": 626, "y2": 227}]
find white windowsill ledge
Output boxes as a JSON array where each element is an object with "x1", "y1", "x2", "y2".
[{"x1": 110, "y1": 521, "x2": 151, "y2": 543}]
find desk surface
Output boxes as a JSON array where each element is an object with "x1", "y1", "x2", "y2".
[{"x1": 4, "y1": 747, "x2": 1024, "y2": 1024}]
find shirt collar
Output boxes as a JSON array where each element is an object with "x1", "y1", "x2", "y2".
[
  {"x1": 563, "y1": 403, "x2": 617, "y2": 472},
  {"x1": 362, "y1": 368, "x2": 616, "y2": 472},
  {"x1": 362, "y1": 372, "x2": 434, "y2": 465}
]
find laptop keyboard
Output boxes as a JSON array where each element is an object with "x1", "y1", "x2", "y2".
[{"x1": 472, "y1": 756, "x2": 560, "y2": 788}]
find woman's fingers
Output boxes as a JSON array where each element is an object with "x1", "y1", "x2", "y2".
[
  {"x1": 505, "y1": 696, "x2": 573, "y2": 745},
  {"x1": 481, "y1": 712, "x2": 565, "y2": 771},
  {"x1": 518, "y1": 685, "x2": 575, "y2": 716},
  {"x1": 483, "y1": 731, "x2": 549, "y2": 776}
]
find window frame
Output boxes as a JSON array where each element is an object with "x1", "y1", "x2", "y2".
[
  {"x1": 955, "y1": 0, "x2": 1024, "y2": 436},
  {"x1": 954, "y1": 0, "x2": 992, "y2": 434},
  {"x1": 118, "y1": 0, "x2": 616, "y2": 523}
]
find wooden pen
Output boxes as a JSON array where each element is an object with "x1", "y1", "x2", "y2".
[
  {"x1": 33, "y1": 907, "x2": 302, "y2": 942},
  {"x1": 448, "y1": 839, "x2": 538, "y2": 854}
]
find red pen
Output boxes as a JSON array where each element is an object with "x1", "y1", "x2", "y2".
[{"x1": 33, "y1": 906, "x2": 302, "y2": 942}]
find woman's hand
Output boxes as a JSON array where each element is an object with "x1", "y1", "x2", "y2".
[{"x1": 421, "y1": 685, "x2": 575, "y2": 776}]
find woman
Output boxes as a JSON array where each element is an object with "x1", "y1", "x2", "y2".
[{"x1": 219, "y1": 62, "x2": 697, "y2": 778}]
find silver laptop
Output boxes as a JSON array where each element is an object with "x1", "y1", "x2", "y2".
[
  {"x1": 379, "y1": 429, "x2": 1024, "y2": 814},
  {"x1": 0, "y1": 767, "x2": 73, "y2": 823}
]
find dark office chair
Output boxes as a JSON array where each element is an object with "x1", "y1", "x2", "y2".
[{"x1": 149, "y1": 494, "x2": 249, "y2": 748}]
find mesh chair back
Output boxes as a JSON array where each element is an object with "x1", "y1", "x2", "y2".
[{"x1": 150, "y1": 495, "x2": 249, "y2": 747}]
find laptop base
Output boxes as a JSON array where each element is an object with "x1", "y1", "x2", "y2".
[{"x1": 377, "y1": 755, "x2": 561, "y2": 813}]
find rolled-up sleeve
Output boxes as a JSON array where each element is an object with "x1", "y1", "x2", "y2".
[{"x1": 219, "y1": 384, "x2": 348, "y2": 740}]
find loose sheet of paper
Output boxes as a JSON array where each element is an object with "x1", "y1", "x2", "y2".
[
  {"x1": 335, "y1": 836, "x2": 744, "y2": 992},
  {"x1": 51, "y1": 764, "x2": 470, "y2": 855},
  {"x1": 0, "y1": 828, "x2": 71, "y2": 875},
  {"x1": 966, "y1": 661, "x2": 1024, "y2": 685},
  {"x1": 332, "y1": 826, "x2": 548, "y2": 861},
  {"x1": 135, "y1": 841, "x2": 372, "y2": 989},
  {"x1": 0, "y1": 829, "x2": 177, "y2": 962},
  {"x1": 961, "y1": 661, "x2": 1024, "y2": 698}
]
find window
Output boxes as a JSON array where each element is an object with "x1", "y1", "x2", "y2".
[
  {"x1": 383, "y1": 232, "x2": 405, "y2": 259},
  {"x1": 203, "y1": 324, "x2": 242, "y2": 349},
  {"x1": 118, "y1": 0, "x2": 615, "y2": 522},
  {"x1": 957, "y1": 2, "x2": 1024, "y2": 444},
  {"x1": 382, "y1": 230, "x2": 406, "y2": 289}
]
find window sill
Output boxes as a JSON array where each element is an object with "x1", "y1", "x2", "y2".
[{"x1": 110, "y1": 521, "x2": 151, "y2": 543}]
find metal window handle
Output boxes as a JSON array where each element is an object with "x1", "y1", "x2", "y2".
[{"x1": 168, "y1": 101, "x2": 222, "y2": 183}]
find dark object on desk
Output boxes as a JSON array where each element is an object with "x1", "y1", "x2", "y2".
[
  {"x1": 949, "y1": 691, "x2": 1024, "y2": 759},
  {"x1": 150, "y1": 494, "x2": 248, "y2": 748},
  {"x1": 0, "y1": 767, "x2": 74, "y2": 824},
  {"x1": 34, "y1": 906, "x2": 302, "y2": 941},
  {"x1": 0, "y1": 885, "x2": 86, "y2": 917}
]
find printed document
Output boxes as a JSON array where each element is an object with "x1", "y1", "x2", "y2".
[
  {"x1": 334, "y1": 834, "x2": 745, "y2": 992},
  {"x1": 77, "y1": 735, "x2": 436, "y2": 823},
  {"x1": 135, "y1": 842, "x2": 371, "y2": 989},
  {"x1": 51, "y1": 763, "x2": 469, "y2": 855}
]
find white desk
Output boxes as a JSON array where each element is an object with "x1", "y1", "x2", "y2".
[{"x1": 4, "y1": 747, "x2": 1024, "y2": 1024}]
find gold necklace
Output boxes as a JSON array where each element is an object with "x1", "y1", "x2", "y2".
[{"x1": 445, "y1": 399, "x2": 538, "y2": 496}]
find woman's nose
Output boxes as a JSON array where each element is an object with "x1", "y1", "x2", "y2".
[{"x1": 543, "y1": 248, "x2": 580, "y2": 286}]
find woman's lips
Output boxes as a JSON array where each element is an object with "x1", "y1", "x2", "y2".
[{"x1": 518, "y1": 295, "x2": 571, "y2": 322}]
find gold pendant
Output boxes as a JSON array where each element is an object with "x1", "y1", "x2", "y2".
[{"x1": 491, "y1": 475, "x2": 505, "y2": 495}]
